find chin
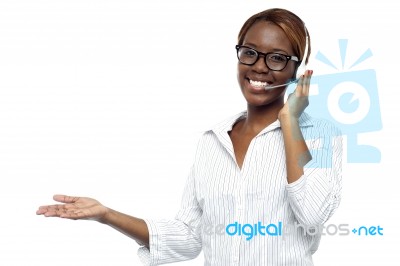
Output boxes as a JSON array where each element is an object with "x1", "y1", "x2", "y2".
[{"x1": 242, "y1": 90, "x2": 284, "y2": 108}]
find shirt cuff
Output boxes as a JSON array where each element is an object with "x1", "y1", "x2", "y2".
[{"x1": 137, "y1": 218, "x2": 161, "y2": 266}]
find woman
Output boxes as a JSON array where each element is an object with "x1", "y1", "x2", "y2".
[{"x1": 37, "y1": 8, "x2": 342, "y2": 265}]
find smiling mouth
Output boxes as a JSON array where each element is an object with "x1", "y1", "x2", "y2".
[{"x1": 248, "y1": 79, "x2": 272, "y2": 88}]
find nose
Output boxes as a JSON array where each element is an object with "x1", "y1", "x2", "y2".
[{"x1": 252, "y1": 54, "x2": 270, "y2": 73}]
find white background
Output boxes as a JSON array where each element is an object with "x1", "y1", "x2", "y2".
[{"x1": 0, "y1": 0, "x2": 399, "y2": 265}]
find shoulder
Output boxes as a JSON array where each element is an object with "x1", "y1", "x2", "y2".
[
  {"x1": 202, "y1": 111, "x2": 247, "y2": 136},
  {"x1": 193, "y1": 111, "x2": 246, "y2": 152}
]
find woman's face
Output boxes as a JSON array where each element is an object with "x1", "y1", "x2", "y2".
[{"x1": 237, "y1": 20, "x2": 297, "y2": 107}]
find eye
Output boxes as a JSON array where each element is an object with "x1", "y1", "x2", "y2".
[
  {"x1": 268, "y1": 54, "x2": 287, "y2": 62},
  {"x1": 241, "y1": 48, "x2": 257, "y2": 57}
]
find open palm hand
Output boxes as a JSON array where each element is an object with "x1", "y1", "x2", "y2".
[{"x1": 36, "y1": 194, "x2": 108, "y2": 222}]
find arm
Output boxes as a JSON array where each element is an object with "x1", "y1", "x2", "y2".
[
  {"x1": 36, "y1": 195, "x2": 150, "y2": 247},
  {"x1": 137, "y1": 165, "x2": 203, "y2": 264},
  {"x1": 285, "y1": 131, "x2": 343, "y2": 226},
  {"x1": 36, "y1": 164, "x2": 203, "y2": 264},
  {"x1": 101, "y1": 208, "x2": 149, "y2": 247},
  {"x1": 278, "y1": 70, "x2": 313, "y2": 183},
  {"x1": 278, "y1": 70, "x2": 343, "y2": 225}
]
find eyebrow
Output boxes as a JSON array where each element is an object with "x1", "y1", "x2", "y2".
[{"x1": 242, "y1": 42, "x2": 290, "y2": 55}]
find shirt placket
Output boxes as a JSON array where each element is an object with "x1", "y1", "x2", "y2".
[{"x1": 232, "y1": 138, "x2": 256, "y2": 266}]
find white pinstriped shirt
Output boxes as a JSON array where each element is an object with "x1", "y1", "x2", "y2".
[{"x1": 138, "y1": 111, "x2": 342, "y2": 266}]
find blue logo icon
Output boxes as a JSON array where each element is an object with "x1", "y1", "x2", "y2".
[{"x1": 298, "y1": 39, "x2": 382, "y2": 164}]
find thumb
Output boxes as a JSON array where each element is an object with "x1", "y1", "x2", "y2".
[{"x1": 53, "y1": 194, "x2": 79, "y2": 203}]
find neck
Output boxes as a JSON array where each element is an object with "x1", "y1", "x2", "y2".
[{"x1": 243, "y1": 98, "x2": 284, "y2": 134}]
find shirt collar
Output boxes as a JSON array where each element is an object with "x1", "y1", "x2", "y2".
[{"x1": 207, "y1": 111, "x2": 314, "y2": 136}]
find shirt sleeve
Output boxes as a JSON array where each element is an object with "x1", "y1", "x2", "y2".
[
  {"x1": 286, "y1": 120, "x2": 343, "y2": 226},
  {"x1": 137, "y1": 166, "x2": 203, "y2": 265}
]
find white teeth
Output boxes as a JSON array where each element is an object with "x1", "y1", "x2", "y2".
[{"x1": 249, "y1": 79, "x2": 268, "y2": 87}]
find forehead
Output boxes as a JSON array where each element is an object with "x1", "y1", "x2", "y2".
[{"x1": 242, "y1": 20, "x2": 294, "y2": 54}]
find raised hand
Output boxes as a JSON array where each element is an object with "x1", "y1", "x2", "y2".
[
  {"x1": 279, "y1": 70, "x2": 313, "y2": 120},
  {"x1": 36, "y1": 194, "x2": 108, "y2": 222}
]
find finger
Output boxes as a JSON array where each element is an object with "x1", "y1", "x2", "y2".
[
  {"x1": 295, "y1": 75, "x2": 305, "y2": 97},
  {"x1": 296, "y1": 71, "x2": 310, "y2": 97},
  {"x1": 36, "y1": 206, "x2": 50, "y2": 215},
  {"x1": 43, "y1": 205, "x2": 82, "y2": 217},
  {"x1": 37, "y1": 204, "x2": 63, "y2": 212},
  {"x1": 42, "y1": 210, "x2": 64, "y2": 217},
  {"x1": 39, "y1": 207, "x2": 68, "y2": 217},
  {"x1": 302, "y1": 70, "x2": 313, "y2": 95},
  {"x1": 36, "y1": 204, "x2": 62, "y2": 214},
  {"x1": 53, "y1": 194, "x2": 80, "y2": 204}
]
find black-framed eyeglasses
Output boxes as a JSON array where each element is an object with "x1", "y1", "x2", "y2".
[{"x1": 235, "y1": 45, "x2": 299, "y2": 71}]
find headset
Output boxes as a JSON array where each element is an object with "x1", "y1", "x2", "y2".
[{"x1": 264, "y1": 24, "x2": 309, "y2": 90}]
